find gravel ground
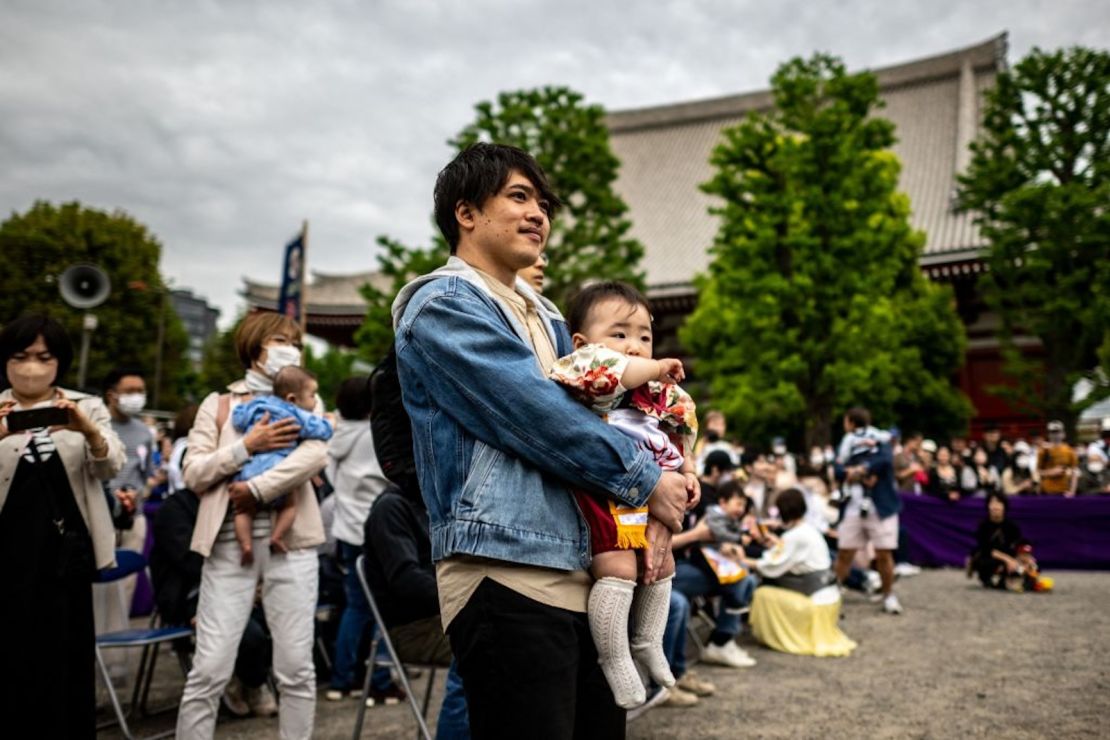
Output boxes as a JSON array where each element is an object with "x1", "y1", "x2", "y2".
[{"x1": 101, "y1": 568, "x2": 1109, "y2": 739}]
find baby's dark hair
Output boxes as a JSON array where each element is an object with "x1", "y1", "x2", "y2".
[
  {"x1": 775, "y1": 487, "x2": 808, "y2": 524},
  {"x1": 565, "y1": 281, "x2": 652, "y2": 335},
  {"x1": 273, "y1": 365, "x2": 316, "y2": 400},
  {"x1": 717, "y1": 479, "x2": 750, "y2": 512}
]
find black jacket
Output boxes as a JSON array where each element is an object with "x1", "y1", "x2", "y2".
[
  {"x1": 149, "y1": 490, "x2": 203, "y2": 626},
  {"x1": 362, "y1": 485, "x2": 438, "y2": 629}
]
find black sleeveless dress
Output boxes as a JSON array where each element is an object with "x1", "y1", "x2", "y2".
[{"x1": 0, "y1": 429, "x2": 97, "y2": 738}]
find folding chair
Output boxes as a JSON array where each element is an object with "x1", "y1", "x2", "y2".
[
  {"x1": 351, "y1": 554, "x2": 439, "y2": 740},
  {"x1": 95, "y1": 549, "x2": 193, "y2": 740}
]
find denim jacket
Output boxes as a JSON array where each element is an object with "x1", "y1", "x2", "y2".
[{"x1": 392, "y1": 257, "x2": 661, "y2": 571}]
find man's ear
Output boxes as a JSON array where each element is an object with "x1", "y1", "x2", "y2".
[
  {"x1": 571, "y1": 332, "x2": 589, "y2": 349},
  {"x1": 455, "y1": 200, "x2": 477, "y2": 233}
]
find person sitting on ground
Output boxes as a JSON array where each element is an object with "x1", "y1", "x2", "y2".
[
  {"x1": 673, "y1": 484, "x2": 759, "y2": 670},
  {"x1": 548, "y1": 280, "x2": 699, "y2": 708},
  {"x1": 230, "y1": 366, "x2": 332, "y2": 565},
  {"x1": 743, "y1": 488, "x2": 856, "y2": 657},
  {"x1": 966, "y1": 492, "x2": 1024, "y2": 589}
]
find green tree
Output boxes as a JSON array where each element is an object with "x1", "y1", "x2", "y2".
[
  {"x1": 0, "y1": 201, "x2": 190, "y2": 408},
  {"x1": 197, "y1": 317, "x2": 244, "y2": 396},
  {"x1": 958, "y1": 46, "x2": 1110, "y2": 434},
  {"x1": 304, "y1": 343, "x2": 361, "y2": 408},
  {"x1": 355, "y1": 86, "x2": 643, "y2": 361},
  {"x1": 681, "y1": 54, "x2": 971, "y2": 449}
]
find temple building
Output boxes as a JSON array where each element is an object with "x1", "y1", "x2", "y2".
[{"x1": 245, "y1": 33, "x2": 1034, "y2": 433}]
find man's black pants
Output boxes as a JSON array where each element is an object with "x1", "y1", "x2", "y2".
[{"x1": 447, "y1": 578, "x2": 625, "y2": 740}]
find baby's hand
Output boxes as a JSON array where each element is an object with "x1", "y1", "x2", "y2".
[
  {"x1": 657, "y1": 358, "x2": 685, "y2": 385},
  {"x1": 683, "y1": 471, "x2": 701, "y2": 509}
]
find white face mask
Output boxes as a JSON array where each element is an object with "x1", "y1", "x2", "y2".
[
  {"x1": 1089, "y1": 460, "x2": 1106, "y2": 474},
  {"x1": 810, "y1": 454, "x2": 825, "y2": 468},
  {"x1": 117, "y1": 392, "x2": 147, "y2": 416},
  {"x1": 262, "y1": 344, "x2": 301, "y2": 377},
  {"x1": 6, "y1": 359, "x2": 57, "y2": 398}
]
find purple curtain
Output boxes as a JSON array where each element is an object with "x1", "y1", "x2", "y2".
[{"x1": 901, "y1": 493, "x2": 1110, "y2": 570}]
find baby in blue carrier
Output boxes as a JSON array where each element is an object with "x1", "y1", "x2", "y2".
[{"x1": 232, "y1": 365, "x2": 332, "y2": 565}]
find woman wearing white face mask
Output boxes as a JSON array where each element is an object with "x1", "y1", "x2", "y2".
[
  {"x1": 177, "y1": 312, "x2": 327, "y2": 739},
  {"x1": 0, "y1": 314, "x2": 125, "y2": 737}
]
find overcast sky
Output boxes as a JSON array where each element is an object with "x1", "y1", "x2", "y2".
[{"x1": 2, "y1": 0, "x2": 1106, "y2": 328}]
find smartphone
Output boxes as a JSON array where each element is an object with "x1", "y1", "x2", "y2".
[{"x1": 6, "y1": 406, "x2": 70, "y2": 432}]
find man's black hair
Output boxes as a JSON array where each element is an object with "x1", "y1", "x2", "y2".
[
  {"x1": 565, "y1": 281, "x2": 653, "y2": 335},
  {"x1": 335, "y1": 375, "x2": 372, "y2": 421},
  {"x1": 845, "y1": 406, "x2": 871, "y2": 430},
  {"x1": 702, "y1": 449, "x2": 735, "y2": 477},
  {"x1": 433, "y1": 142, "x2": 561, "y2": 253},
  {"x1": 102, "y1": 366, "x2": 146, "y2": 396},
  {"x1": 776, "y1": 487, "x2": 807, "y2": 524},
  {"x1": 0, "y1": 314, "x2": 75, "y2": 382}
]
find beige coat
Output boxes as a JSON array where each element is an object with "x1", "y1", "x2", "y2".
[
  {"x1": 0, "y1": 388, "x2": 126, "y2": 569},
  {"x1": 185, "y1": 379, "x2": 327, "y2": 557}
]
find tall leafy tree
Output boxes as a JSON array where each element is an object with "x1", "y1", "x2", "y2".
[
  {"x1": 958, "y1": 46, "x2": 1110, "y2": 433},
  {"x1": 0, "y1": 201, "x2": 190, "y2": 408},
  {"x1": 681, "y1": 54, "x2": 971, "y2": 449},
  {"x1": 355, "y1": 86, "x2": 643, "y2": 361}
]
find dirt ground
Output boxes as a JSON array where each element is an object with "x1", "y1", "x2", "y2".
[{"x1": 101, "y1": 568, "x2": 1109, "y2": 739}]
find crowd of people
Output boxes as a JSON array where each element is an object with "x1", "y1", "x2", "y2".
[{"x1": 0, "y1": 143, "x2": 1096, "y2": 739}]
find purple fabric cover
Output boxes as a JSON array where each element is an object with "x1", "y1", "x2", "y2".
[{"x1": 901, "y1": 493, "x2": 1110, "y2": 570}]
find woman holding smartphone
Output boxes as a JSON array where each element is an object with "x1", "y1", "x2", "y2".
[{"x1": 0, "y1": 314, "x2": 125, "y2": 738}]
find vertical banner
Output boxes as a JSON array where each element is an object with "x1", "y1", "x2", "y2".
[{"x1": 277, "y1": 223, "x2": 307, "y2": 324}]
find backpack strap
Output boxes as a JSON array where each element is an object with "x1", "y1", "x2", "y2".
[{"x1": 215, "y1": 393, "x2": 231, "y2": 433}]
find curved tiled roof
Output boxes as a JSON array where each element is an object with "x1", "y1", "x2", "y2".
[
  {"x1": 607, "y1": 34, "x2": 1007, "y2": 289},
  {"x1": 242, "y1": 270, "x2": 391, "y2": 315}
]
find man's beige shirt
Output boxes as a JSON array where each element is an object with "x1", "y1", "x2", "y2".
[{"x1": 436, "y1": 269, "x2": 591, "y2": 629}]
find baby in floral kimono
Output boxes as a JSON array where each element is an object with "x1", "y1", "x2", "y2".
[{"x1": 550, "y1": 281, "x2": 698, "y2": 709}]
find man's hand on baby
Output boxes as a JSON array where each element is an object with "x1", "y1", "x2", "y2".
[
  {"x1": 647, "y1": 471, "x2": 688, "y2": 532},
  {"x1": 656, "y1": 358, "x2": 685, "y2": 385}
]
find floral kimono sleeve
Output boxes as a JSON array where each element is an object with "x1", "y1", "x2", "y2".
[
  {"x1": 549, "y1": 344, "x2": 630, "y2": 415},
  {"x1": 630, "y1": 382, "x2": 699, "y2": 455}
]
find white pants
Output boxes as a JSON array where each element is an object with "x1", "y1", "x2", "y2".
[{"x1": 176, "y1": 538, "x2": 319, "y2": 740}]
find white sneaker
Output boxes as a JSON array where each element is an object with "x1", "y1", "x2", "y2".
[
  {"x1": 700, "y1": 640, "x2": 757, "y2": 668},
  {"x1": 246, "y1": 683, "x2": 278, "y2": 716},
  {"x1": 882, "y1": 594, "x2": 904, "y2": 615},
  {"x1": 894, "y1": 563, "x2": 922, "y2": 577},
  {"x1": 222, "y1": 676, "x2": 250, "y2": 718}
]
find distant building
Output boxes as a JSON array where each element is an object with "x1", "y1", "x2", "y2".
[
  {"x1": 170, "y1": 288, "x2": 220, "y2": 367},
  {"x1": 244, "y1": 33, "x2": 1037, "y2": 435},
  {"x1": 242, "y1": 271, "x2": 391, "y2": 348}
]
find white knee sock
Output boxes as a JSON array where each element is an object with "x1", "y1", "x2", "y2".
[
  {"x1": 630, "y1": 575, "x2": 676, "y2": 688},
  {"x1": 587, "y1": 577, "x2": 645, "y2": 709}
]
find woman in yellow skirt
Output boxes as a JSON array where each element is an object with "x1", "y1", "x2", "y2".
[{"x1": 742, "y1": 488, "x2": 856, "y2": 657}]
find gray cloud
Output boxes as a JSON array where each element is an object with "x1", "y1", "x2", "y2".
[{"x1": 1, "y1": 0, "x2": 1105, "y2": 326}]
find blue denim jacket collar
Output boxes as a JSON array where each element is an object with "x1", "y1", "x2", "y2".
[{"x1": 392, "y1": 255, "x2": 563, "y2": 362}]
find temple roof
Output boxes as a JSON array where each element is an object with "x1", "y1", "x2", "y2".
[
  {"x1": 242, "y1": 270, "x2": 391, "y2": 315},
  {"x1": 606, "y1": 34, "x2": 1007, "y2": 289}
]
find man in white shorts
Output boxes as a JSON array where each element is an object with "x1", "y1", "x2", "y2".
[{"x1": 834, "y1": 407, "x2": 903, "y2": 614}]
